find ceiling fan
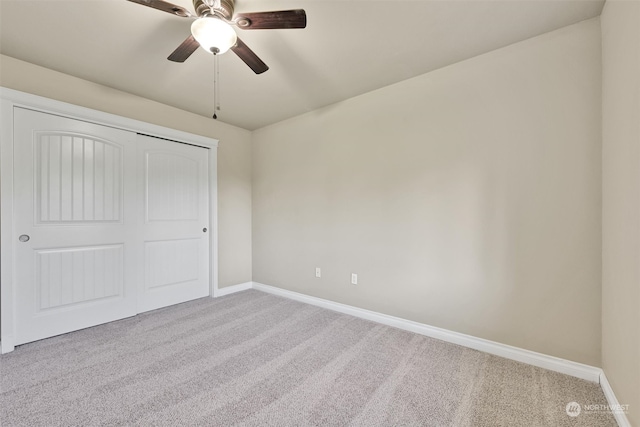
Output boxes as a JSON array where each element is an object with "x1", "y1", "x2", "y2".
[{"x1": 127, "y1": 0, "x2": 307, "y2": 74}]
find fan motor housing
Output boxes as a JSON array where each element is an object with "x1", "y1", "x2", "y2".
[{"x1": 193, "y1": 0, "x2": 235, "y2": 19}]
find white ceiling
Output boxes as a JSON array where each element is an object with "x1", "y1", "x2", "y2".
[{"x1": 0, "y1": 0, "x2": 604, "y2": 130}]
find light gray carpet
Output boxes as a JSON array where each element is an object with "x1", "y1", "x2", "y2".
[{"x1": 0, "y1": 290, "x2": 616, "y2": 426}]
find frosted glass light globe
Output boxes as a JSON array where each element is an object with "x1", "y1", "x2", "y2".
[{"x1": 191, "y1": 17, "x2": 237, "y2": 55}]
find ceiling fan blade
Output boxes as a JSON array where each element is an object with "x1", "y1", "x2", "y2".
[
  {"x1": 235, "y1": 9, "x2": 306, "y2": 30},
  {"x1": 168, "y1": 35, "x2": 200, "y2": 62},
  {"x1": 231, "y1": 38, "x2": 269, "y2": 74},
  {"x1": 126, "y1": 0, "x2": 192, "y2": 17}
]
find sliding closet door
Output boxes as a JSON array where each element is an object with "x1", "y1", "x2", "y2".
[
  {"x1": 137, "y1": 134, "x2": 210, "y2": 313},
  {"x1": 13, "y1": 108, "x2": 138, "y2": 345}
]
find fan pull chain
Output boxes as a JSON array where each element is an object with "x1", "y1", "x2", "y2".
[{"x1": 212, "y1": 52, "x2": 220, "y2": 120}]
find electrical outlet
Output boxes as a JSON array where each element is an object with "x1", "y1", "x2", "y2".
[
  {"x1": 315, "y1": 267, "x2": 321, "y2": 278},
  {"x1": 351, "y1": 273, "x2": 358, "y2": 285}
]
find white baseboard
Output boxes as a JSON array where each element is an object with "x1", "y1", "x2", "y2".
[
  {"x1": 250, "y1": 282, "x2": 602, "y2": 383},
  {"x1": 600, "y1": 372, "x2": 632, "y2": 427},
  {"x1": 0, "y1": 334, "x2": 15, "y2": 354},
  {"x1": 214, "y1": 282, "x2": 253, "y2": 298}
]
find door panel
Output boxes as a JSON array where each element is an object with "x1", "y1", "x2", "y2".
[
  {"x1": 146, "y1": 152, "x2": 200, "y2": 221},
  {"x1": 14, "y1": 108, "x2": 138, "y2": 345},
  {"x1": 35, "y1": 133, "x2": 122, "y2": 223},
  {"x1": 145, "y1": 238, "x2": 200, "y2": 289},
  {"x1": 138, "y1": 135, "x2": 209, "y2": 313},
  {"x1": 35, "y1": 244, "x2": 124, "y2": 310}
]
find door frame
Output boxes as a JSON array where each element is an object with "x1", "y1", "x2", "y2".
[{"x1": 0, "y1": 87, "x2": 219, "y2": 354}]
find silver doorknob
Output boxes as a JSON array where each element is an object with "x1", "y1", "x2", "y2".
[
  {"x1": 19, "y1": 234, "x2": 30, "y2": 242},
  {"x1": 203, "y1": 228, "x2": 207, "y2": 233}
]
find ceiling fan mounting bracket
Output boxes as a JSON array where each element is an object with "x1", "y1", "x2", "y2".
[{"x1": 193, "y1": 0, "x2": 234, "y2": 19}]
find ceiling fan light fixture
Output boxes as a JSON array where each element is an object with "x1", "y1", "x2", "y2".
[{"x1": 191, "y1": 17, "x2": 237, "y2": 55}]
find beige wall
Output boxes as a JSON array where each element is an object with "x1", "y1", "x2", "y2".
[
  {"x1": 0, "y1": 54, "x2": 253, "y2": 288},
  {"x1": 601, "y1": 0, "x2": 640, "y2": 424},
  {"x1": 252, "y1": 19, "x2": 602, "y2": 366}
]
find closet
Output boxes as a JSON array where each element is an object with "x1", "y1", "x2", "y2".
[{"x1": 1, "y1": 90, "x2": 218, "y2": 352}]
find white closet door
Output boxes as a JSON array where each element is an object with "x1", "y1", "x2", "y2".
[
  {"x1": 13, "y1": 108, "x2": 138, "y2": 345},
  {"x1": 137, "y1": 134, "x2": 210, "y2": 313}
]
